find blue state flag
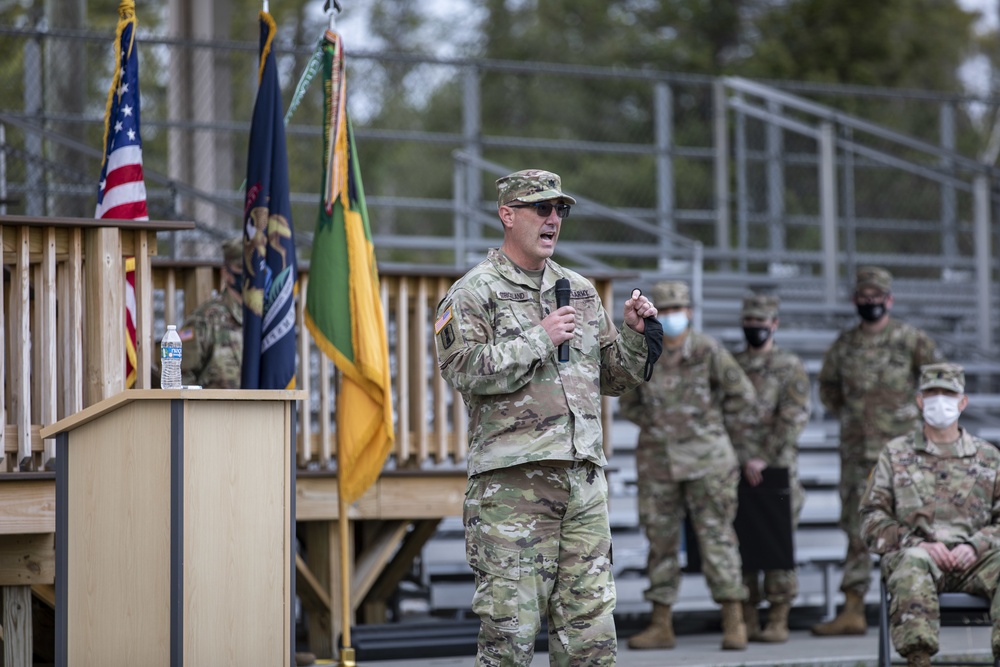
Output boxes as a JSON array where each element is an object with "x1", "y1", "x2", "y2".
[{"x1": 241, "y1": 11, "x2": 298, "y2": 390}]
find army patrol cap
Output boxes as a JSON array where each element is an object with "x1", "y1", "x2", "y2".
[
  {"x1": 496, "y1": 169, "x2": 577, "y2": 208},
  {"x1": 650, "y1": 281, "x2": 691, "y2": 309},
  {"x1": 222, "y1": 237, "x2": 243, "y2": 265},
  {"x1": 741, "y1": 293, "x2": 779, "y2": 320},
  {"x1": 856, "y1": 266, "x2": 892, "y2": 294},
  {"x1": 919, "y1": 363, "x2": 965, "y2": 394}
]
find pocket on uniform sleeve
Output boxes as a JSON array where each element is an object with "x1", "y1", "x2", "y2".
[{"x1": 466, "y1": 536, "x2": 521, "y2": 633}]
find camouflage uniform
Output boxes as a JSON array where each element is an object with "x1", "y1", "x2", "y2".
[
  {"x1": 177, "y1": 238, "x2": 244, "y2": 389},
  {"x1": 436, "y1": 170, "x2": 648, "y2": 667},
  {"x1": 620, "y1": 282, "x2": 756, "y2": 606},
  {"x1": 861, "y1": 366, "x2": 1000, "y2": 659},
  {"x1": 819, "y1": 267, "x2": 942, "y2": 595},
  {"x1": 734, "y1": 297, "x2": 811, "y2": 606}
]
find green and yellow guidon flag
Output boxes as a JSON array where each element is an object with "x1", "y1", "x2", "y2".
[{"x1": 305, "y1": 30, "x2": 394, "y2": 504}]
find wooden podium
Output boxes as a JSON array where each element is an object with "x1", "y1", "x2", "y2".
[{"x1": 40, "y1": 389, "x2": 305, "y2": 667}]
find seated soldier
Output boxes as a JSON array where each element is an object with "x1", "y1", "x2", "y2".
[{"x1": 860, "y1": 363, "x2": 1000, "y2": 667}]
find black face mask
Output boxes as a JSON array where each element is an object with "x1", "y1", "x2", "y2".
[
  {"x1": 857, "y1": 303, "x2": 886, "y2": 322},
  {"x1": 743, "y1": 326, "x2": 771, "y2": 348}
]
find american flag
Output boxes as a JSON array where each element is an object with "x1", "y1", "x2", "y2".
[
  {"x1": 95, "y1": 4, "x2": 147, "y2": 388},
  {"x1": 95, "y1": 13, "x2": 148, "y2": 221}
]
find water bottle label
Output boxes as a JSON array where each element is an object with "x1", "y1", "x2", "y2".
[{"x1": 162, "y1": 346, "x2": 182, "y2": 360}]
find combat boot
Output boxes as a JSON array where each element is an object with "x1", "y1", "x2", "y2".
[
  {"x1": 720, "y1": 601, "x2": 748, "y2": 650},
  {"x1": 743, "y1": 602, "x2": 764, "y2": 642},
  {"x1": 628, "y1": 603, "x2": 676, "y2": 649},
  {"x1": 756, "y1": 602, "x2": 790, "y2": 643},
  {"x1": 906, "y1": 651, "x2": 932, "y2": 667},
  {"x1": 811, "y1": 590, "x2": 868, "y2": 636}
]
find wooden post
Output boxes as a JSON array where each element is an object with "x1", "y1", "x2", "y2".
[
  {"x1": 83, "y1": 228, "x2": 124, "y2": 406},
  {"x1": 182, "y1": 266, "x2": 215, "y2": 322},
  {"x1": 40, "y1": 228, "x2": 57, "y2": 467},
  {"x1": 305, "y1": 521, "x2": 334, "y2": 658},
  {"x1": 13, "y1": 226, "x2": 31, "y2": 470},
  {"x1": 134, "y1": 230, "x2": 153, "y2": 389},
  {"x1": 4, "y1": 585, "x2": 32, "y2": 665},
  {"x1": 59, "y1": 228, "x2": 84, "y2": 420}
]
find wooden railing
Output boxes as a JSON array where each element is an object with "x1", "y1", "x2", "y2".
[
  {"x1": 1, "y1": 215, "x2": 193, "y2": 473},
  {"x1": 157, "y1": 264, "x2": 619, "y2": 470},
  {"x1": 2, "y1": 215, "x2": 618, "y2": 475}
]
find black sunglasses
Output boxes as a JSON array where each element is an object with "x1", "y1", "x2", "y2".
[{"x1": 509, "y1": 202, "x2": 572, "y2": 219}]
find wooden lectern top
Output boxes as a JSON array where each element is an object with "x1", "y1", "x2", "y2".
[{"x1": 40, "y1": 388, "x2": 307, "y2": 439}]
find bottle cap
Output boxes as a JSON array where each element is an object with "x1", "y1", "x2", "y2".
[{"x1": 167, "y1": 324, "x2": 176, "y2": 330}]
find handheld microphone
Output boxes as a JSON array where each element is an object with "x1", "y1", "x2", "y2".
[{"x1": 555, "y1": 278, "x2": 571, "y2": 363}]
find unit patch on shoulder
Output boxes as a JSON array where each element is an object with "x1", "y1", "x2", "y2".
[
  {"x1": 440, "y1": 322, "x2": 455, "y2": 350},
  {"x1": 178, "y1": 327, "x2": 195, "y2": 342}
]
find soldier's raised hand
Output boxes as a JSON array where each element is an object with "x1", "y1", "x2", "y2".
[{"x1": 624, "y1": 289, "x2": 657, "y2": 333}]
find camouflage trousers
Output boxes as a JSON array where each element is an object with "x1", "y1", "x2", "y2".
[
  {"x1": 838, "y1": 455, "x2": 878, "y2": 595},
  {"x1": 882, "y1": 547, "x2": 1000, "y2": 658},
  {"x1": 464, "y1": 461, "x2": 617, "y2": 667},
  {"x1": 745, "y1": 479, "x2": 805, "y2": 606},
  {"x1": 637, "y1": 465, "x2": 747, "y2": 605}
]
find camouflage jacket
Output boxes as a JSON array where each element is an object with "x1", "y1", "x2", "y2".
[
  {"x1": 818, "y1": 318, "x2": 942, "y2": 460},
  {"x1": 733, "y1": 345, "x2": 811, "y2": 471},
  {"x1": 178, "y1": 289, "x2": 243, "y2": 389},
  {"x1": 619, "y1": 330, "x2": 756, "y2": 481},
  {"x1": 861, "y1": 428, "x2": 1000, "y2": 556},
  {"x1": 435, "y1": 248, "x2": 648, "y2": 477}
]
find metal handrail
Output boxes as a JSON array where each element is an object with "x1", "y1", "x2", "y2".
[{"x1": 724, "y1": 76, "x2": 1000, "y2": 179}]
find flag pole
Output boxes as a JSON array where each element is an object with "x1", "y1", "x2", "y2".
[
  {"x1": 336, "y1": 367, "x2": 355, "y2": 667},
  {"x1": 324, "y1": 12, "x2": 352, "y2": 664}
]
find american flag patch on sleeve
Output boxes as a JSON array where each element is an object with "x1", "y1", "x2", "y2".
[{"x1": 434, "y1": 307, "x2": 452, "y2": 334}]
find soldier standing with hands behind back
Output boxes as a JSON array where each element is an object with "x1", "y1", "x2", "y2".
[
  {"x1": 733, "y1": 293, "x2": 811, "y2": 643},
  {"x1": 813, "y1": 266, "x2": 942, "y2": 636},
  {"x1": 435, "y1": 169, "x2": 658, "y2": 667}
]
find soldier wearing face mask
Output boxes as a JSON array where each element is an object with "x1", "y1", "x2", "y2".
[
  {"x1": 733, "y1": 294, "x2": 811, "y2": 643},
  {"x1": 620, "y1": 280, "x2": 757, "y2": 652},
  {"x1": 814, "y1": 266, "x2": 943, "y2": 636},
  {"x1": 861, "y1": 363, "x2": 1000, "y2": 667}
]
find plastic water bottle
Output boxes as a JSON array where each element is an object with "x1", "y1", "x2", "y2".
[{"x1": 160, "y1": 325, "x2": 183, "y2": 389}]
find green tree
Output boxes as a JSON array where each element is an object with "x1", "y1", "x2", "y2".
[{"x1": 744, "y1": 0, "x2": 975, "y2": 90}]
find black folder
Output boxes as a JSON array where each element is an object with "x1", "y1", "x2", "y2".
[
  {"x1": 682, "y1": 467, "x2": 794, "y2": 574},
  {"x1": 735, "y1": 467, "x2": 795, "y2": 572}
]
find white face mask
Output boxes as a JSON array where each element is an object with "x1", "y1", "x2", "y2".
[
  {"x1": 922, "y1": 394, "x2": 962, "y2": 429},
  {"x1": 659, "y1": 312, "x2": 689, "y2": 337}
]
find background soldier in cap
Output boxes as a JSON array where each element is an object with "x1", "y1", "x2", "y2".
[
  {"x1": 814, "y1": 266, "x2": 943, "y2": 636},
  {"x1": 733, "y1": 293, "x2": 811, "y2": 643},
  {"x1": 861, "y1": 363, "x2": 1000, "y2": 667},
  {"x1": 620, "y1": 280, "x2": 756, "y2": 651},
  {"x1": 435, "y1": 169, "x2": 657, "y2": 666},
  {"x1": 177, "y1": 236, "x2": 244, "y2": 388}
]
